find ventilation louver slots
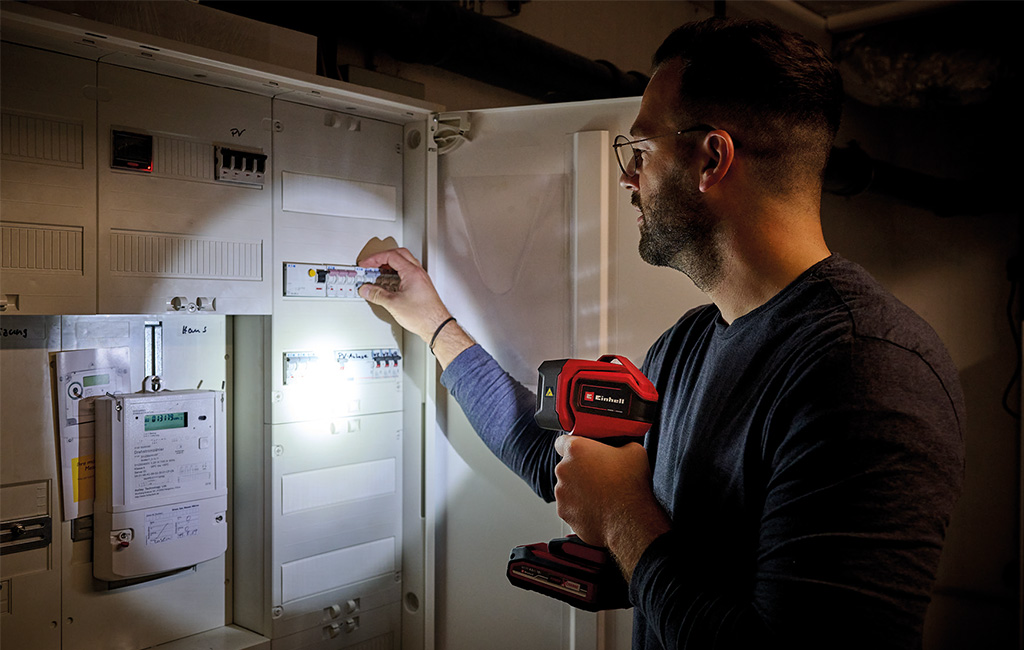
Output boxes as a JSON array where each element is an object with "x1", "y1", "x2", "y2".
[
  {"x1": 1, "y1": 223, "x2": 83, "y2": 272},
  {"x1": 1, "y1": 112, "x2": 84, "y2": 168},
  {"x1": 109, "y1": 230, "x2": 261, "y2": 280}
]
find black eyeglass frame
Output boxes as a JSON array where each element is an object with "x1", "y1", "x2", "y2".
[{"x1": 612, "y1": 125, "x2": 713, "y2": 177}]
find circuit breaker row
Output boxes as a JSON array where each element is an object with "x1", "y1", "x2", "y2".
[
  {"x1": 284, "y1": 263, "x2": 400, "y2": 300},
  {"x1": 284, "y1": 349, "x2": 402, "y2": 386}
]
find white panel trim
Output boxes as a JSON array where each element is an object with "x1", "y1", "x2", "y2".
[{"x1": 572, "y1": 130, "x2": 611, "y2": 360}]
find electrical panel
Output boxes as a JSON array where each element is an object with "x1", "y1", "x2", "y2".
[
  {"x1": 96, "y1": 64, "x2": 273, "y2": 315},
  {"x1": 0, "y1": 316, "x2": 62, "y2": 650},
  {"x1": 93, "y1": 390, "x2": 227, "y2": 581},
  {"x1": 231, "y1": 95, "x2": 413, "y2": 650},
  {"x1": 0, "y1": 43, "x2": 98, "y2": 315}
]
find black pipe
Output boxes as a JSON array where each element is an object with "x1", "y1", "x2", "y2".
[{"x1": 201, "y1": 1, "x2": 649, "y2": 102}]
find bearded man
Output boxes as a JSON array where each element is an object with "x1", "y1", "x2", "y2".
[{"x1": 359, "y1": 17, "x2": 964, "y2": 650}]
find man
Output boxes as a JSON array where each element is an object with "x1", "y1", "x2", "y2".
[{"x1": 359, "y1": 17, "x2": 964, "y2": 650}]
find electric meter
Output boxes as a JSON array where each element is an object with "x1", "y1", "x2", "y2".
[{"x1": 93, "y1": 390, "x2": 227, "y2": 581}]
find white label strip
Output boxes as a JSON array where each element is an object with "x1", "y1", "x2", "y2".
[
  {"x1": 281, "y1": 458, "x2": 396, "y2": 515},
  {"x1": 281, "y1": 170, "x2": 397, "y2": 221},
  {"x1": 281, "y1": 537, "x2": 395, "y2": 602}
]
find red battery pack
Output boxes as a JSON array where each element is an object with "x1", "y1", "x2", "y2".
[{"x1": 506, "y1": 535, "x2": 631, "y2": 612}]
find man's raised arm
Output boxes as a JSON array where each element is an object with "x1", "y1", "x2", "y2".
[{"x1": 357, "y1": 247, "x2": 474, "y2": 369}]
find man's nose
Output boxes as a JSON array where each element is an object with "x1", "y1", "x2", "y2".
[{"x1": 619, "y1": 170, "x2": 638, "y2": 191}]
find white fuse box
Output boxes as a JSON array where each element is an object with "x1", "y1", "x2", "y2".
[{"x1": 93, "y1": 390, "x2": 228, "y2": 581}]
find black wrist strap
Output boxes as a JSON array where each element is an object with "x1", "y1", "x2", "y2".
[{"x1": 429, "y1": 317, "x2": 457, "y2": 352}]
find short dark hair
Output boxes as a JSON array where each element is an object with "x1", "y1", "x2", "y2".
[{"x1": 654, "y1": 18, "x2": 843, "y2": 192}]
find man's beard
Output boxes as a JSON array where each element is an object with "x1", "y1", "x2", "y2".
[{"x1": 634, "y1": 169, "x2": 722, "y2": 292}]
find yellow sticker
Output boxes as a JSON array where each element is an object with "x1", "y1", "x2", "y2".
[
  {"x1": 72, "y1": 455, "x2": 95, "y2": 502},
  {"x1": 545, "y1": 388, "x2": 554, "y2": 398}
]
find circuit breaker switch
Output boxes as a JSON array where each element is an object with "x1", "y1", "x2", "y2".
[{"x1": 214, "y1": 146, "x2": 267, "y2": 187}]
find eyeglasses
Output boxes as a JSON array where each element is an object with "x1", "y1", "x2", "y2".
[{"x1": 612, "y1": 125, "x2": 712, "y2": 177}]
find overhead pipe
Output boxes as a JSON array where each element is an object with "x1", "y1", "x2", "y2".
[
  {"x1": 748, "y1": 0, "x2": 962, "y2": 41},
  {"x1": 824, "y1": 0, "x2": 961, "y2": 34},
  {"x1": 201, "y1": 1, "x2": 650, "y2": 102}
]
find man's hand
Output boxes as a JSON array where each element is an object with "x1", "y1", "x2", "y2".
[
  {"x1": 357, "y1": 248, "x2": 474, "y2": 368},
  {"x1": 553, "y1": 435, "x2": 672, "y2": 581}
]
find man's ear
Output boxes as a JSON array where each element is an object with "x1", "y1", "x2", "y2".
[{"x1": 698, "y1": 130, "x2": 735, "y2": 193}]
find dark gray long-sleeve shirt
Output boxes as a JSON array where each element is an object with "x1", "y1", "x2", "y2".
[{"x1": 441, "y1": 254, "x2": 965, "y2": 649}]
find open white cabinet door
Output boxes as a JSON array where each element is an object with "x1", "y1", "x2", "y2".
[{"x1": 427, "y1": 98, "x2": 708, "y2": 650}]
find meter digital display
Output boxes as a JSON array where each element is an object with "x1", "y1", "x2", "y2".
[
  {"x1": 84, "y1": 373, "x2": 110, "y2": 387},
  {"x1": 144, "y1": 412, "x2": 187, "y2": 431}
]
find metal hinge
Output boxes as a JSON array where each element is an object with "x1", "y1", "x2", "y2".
[{"x1": 433, "y1": 112, "x2": 471, "y2": 155}]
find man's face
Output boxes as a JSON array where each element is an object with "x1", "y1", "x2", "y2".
[
  {"x1": 633, "y1": 163, "x2": 720, "y2": 291},
  {"x1": 625, "y1": 60, "x2": 722, "y2": 291}
]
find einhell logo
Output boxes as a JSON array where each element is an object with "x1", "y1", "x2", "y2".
[{"x1": 581, "y1": 386, "x2": 626, "y2": 406}]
